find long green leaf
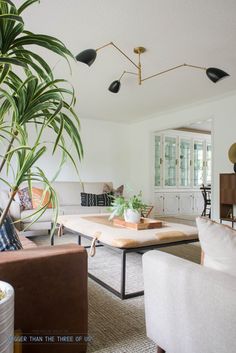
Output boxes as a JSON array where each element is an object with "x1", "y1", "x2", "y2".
[
  {"x1": 0, "y1": 57, "x2": 27, "y2": 67},
  {"x1": 0, "y1": 0, "x2": 16, "y2": 7},
  {"x1": 11, "y1": 48, "x2": 53, "y2": 79},
  {"x1": 0, "y1": 87, "x2": 19, "y2": 116},
  {"x1": 18, "y1": 0, "x2": 39, "y2": 14},
  {"x1": 0, "y1": 64, "x2": 10, "y2": 83},
  {"x1": 0, "y1": 177, "x2": 13, "y2": 189},
  {"x1": 0, "y1": 14, "x2": 23, "y2": 23},
  {"x1": 58, "y1": 143, "x2": 79, "y2": 175},
  {"x1": 11, "y1": 34, "x2": 73, "y2": 58},
  {"x1": 52, "y1": 115, "x2": 64, "y2": 154}
]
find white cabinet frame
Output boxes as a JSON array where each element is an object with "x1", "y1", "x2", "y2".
[
  {"x1": 154, "y1": 130, "x2": 211, "y2": 190},
  {"x1": 153, "y1": 129, "x2": 211, "y2": 216}
]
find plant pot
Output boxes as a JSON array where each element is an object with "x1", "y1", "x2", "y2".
[
  {"x1": 124, "y1": 209, "x2": 141, "y2": 224},
  {"x1": 0, "y1": 281, "x2": 14, "y2": 353}
]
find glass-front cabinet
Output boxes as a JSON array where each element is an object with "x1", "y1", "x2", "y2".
[
  {"x1": 164, "y1": 136, "x2": 177, "y2": 187},
  {"x1": 193, "y1": 140, "x2": 204, "y2": 187},
  {"x1": 206, "y1": 143, "x2": 211, "y2": 185},
  {"x1": 154, "y1": 135, "x2": 162, "y2": 187},
  {"x1": 179, "y1": 138, "x2": 191, "y2": 187},
  {"x1": 154, "y1": 130, "x2": 211, "y2": 217},
  {"x1": 154, "y1": 130, "x2": 211, "y2": 189}
]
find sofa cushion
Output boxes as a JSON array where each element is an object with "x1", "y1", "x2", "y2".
[
  {"x1": 196, "y1": 217, "x2": 236, "y2": 277},
  {"x1": 18, "y1": 187, "x2": 32, "y2": 210},
  {"x1": 31, "y1": 187, "x2": 52, "y2": 209},
  {"x1": 52, "y1": 182, "x2": 83, "y2": 206},
  {"x1": 0, "y1": 212, "x2": 23, "y2": 251},
  {"x1": 81, "y1": 192, "x2": 112, "y2": 207},
  {"x1": 21, "y1": 208, "x2": 56, "y2": 223},
  {"x1": 61, "y1": 205, "x2": 103, "y2": 215},
  {"x1": 52, "y1": 182, "x2": 112, "y2": 206}
]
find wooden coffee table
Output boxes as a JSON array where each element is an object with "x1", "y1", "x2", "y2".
[{"x1": 55, "y1": 214, "x2": 198, "y2": 300}]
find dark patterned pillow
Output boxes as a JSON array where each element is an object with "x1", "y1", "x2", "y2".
[
  {"x1": 0, "y1": 210, "x2": 23, "y2": 251},
  {"x1": 81, "y1": 192, "x2": 113, "y2": 207},
  {"x1": 18, "y1": 187, "x2": 33, "y2": 210}
]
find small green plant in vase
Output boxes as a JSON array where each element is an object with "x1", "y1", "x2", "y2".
[{"x1": 109, "y1": 192, "x2": 147, "y2": 224}]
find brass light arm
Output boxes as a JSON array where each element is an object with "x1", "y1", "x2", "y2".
[
  {"x1": 184, "y1": 63, "x2": 207, "y2": 70},
  {"x1": 118, "y1": 70, "x2": 126, "y2": 81},
  {"x1": 141, "y1": 63, "x2": 207, "y2": 82},
  {"x1": 96, "y1": 42, "x2": 113, "y2": 51},
  {"x1": 126, "y1": 71, "x2": 138, "y2": 75},
  {"x1": 108, "y1": 70, "x2": 139, "y2": 93},
  {"x1": 118, "y1": 70, "x2": 138, "y2": 81},
  {"x1": 138, "y1": 51, "x2": 142, "y2": 84},
  {"x1": 96, "y1": 42, "x2": 139, "y2": 70}
]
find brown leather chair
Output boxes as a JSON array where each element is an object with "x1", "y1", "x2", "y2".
[{"x1": 0, "y1": 238, "x2": 88, "y2": 353}]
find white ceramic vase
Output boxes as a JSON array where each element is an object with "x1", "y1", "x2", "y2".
[
  {"x1": 124, "y1": 209, "x2": 141, "y2": 223},
  {"x1": 0, "y1": 281, "x2": 14, "y2": 353}
]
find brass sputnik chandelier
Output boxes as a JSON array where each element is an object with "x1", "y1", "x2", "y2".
[{"x1": 76, "y1": 42, "x2": 229, "y2": 93}]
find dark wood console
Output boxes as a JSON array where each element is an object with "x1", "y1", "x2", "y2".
[{"x1": 220, "y1": 173, "x2": 236, "y2": 227}]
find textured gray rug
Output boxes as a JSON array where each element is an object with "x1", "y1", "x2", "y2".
[{"x1": 31, "y1": 219, "x2": 201, "y2": 353}]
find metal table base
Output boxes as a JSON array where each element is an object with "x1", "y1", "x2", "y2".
[{"x1": 53, "y1": 225, "x2": 198, "y2": 300}]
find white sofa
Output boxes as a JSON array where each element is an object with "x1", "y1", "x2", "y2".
[
  {"x1": 143, "y1": 250, "x2": 236, "y2": 353},
  {"x1": 0, "y1": 181, "x2": 113, "y2": 231}
]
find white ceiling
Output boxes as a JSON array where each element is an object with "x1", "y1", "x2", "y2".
[{"x1": 19, "y1": 0, "x2": 236, "y2": 123}]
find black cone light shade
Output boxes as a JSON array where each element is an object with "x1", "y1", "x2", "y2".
[
  {"x1": 206, "y1": 67, "x2": 229, "y2": 83},
  {"x1": 108, "y1": 80, "x2": 121, "y2": 93},
  {"x1": 76, "y1": 49, "x2": 97, "y2": 66}
]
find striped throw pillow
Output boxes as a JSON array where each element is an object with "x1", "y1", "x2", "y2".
[
  {"x1": 0, "y1": 210, "x2": 23, "y2": 251},
  {"x1": 81, "y1": 192, "x2": 113, "y2": 207}
]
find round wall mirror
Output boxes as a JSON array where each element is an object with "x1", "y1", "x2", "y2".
[{"x1": 228, "y1": 143, "x2": 236, "y2": 172}]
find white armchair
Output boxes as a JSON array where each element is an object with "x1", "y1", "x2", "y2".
[{"x1": 143, "y1": 250, "x2": 236, "y2": 353}]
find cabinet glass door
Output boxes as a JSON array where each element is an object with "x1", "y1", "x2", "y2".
[
  {"x1": 179, "y1": 139, "x2": 191, "y2": 187},
  {"x1": 164, "y1": 136, "x2": 177, "y2": 187},
  {"x1": 193, "y1": 141, "x2": 204, "y2": 186},
  {"x1": 154, "y1": 135, "x2": 162, "y2": 186},
  {"x1": 206, "y1": 143, "x2": 211, "y2": 185}
]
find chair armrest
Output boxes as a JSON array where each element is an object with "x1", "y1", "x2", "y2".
[
  {"x1": 0, "y1": 244, "x2": 88, "y2": 353},
  {"x1": 143, "y1": 250, "x2": 236, "y2": 353}
]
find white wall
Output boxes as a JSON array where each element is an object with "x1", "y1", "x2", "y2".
[
  {"x1": 124, "y1": 91, "x2": 236, "y2": 219},
  {"x1": 34, "y1": 118, "x2": 128, "y2": 188},
  {"x1": 78, "y1": 118, "x2": 128, "y2": 186},
  {"x1": 0, "y1": 118, "x2": 128, "y2": 190}
]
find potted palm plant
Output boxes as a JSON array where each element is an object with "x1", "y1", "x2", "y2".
[
  {"x1": 0, "y1": 0, "x2": 83, "y2": 232},
  {"x1": 0, "y1": 0, "x2": 83, "y2": 342},
  {"x1": 109, "y1": 192, "x2": 147, "y2": 223}
]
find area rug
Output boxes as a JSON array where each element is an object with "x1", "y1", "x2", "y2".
[{"x1": 31, "y1": 228, "x2": 201, "y2": 353}]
